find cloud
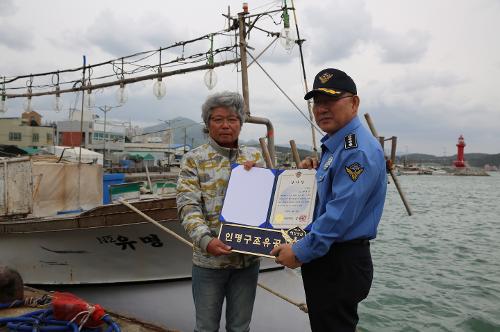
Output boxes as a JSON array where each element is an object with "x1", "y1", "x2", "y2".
[
  {"x1": 300, "y1": 0, "x2": 429, "y2": 65},
  {"x1": 0, "y1": 25, "x2": 34, "y2": 50},
  {"x1": 361, "y1": 100, "x2": 498, "y2": 154},
  {"x1": 0, "y1": 0, "x2": 16, "y2": 17},
  {"x1": 390, "y1": 70, "x2": 466, "y2": 94},
  {"x1": 84, "y1": 10, "x2": 186, "y2": 57},
  {"x1": 301, "y1": 0, "x2": 373, "y2": 63},
  {"x1": 374, "y1": 28, "x2": 430, "y2": 64},
  {"x1": 0, "y1": 0, "x2": 31, "y2": 50}
]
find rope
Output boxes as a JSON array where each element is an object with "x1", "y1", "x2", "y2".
[
  {"x1": 67, "y1": 307, "x2": 94, "y2": 332},
  {"x1": 0, "y1": 308, "x2": 120, "y2": 332},
  {"x1": 118, "y1": 199, "x2": 308, "y2": 313},
  {"x1": 119, "y1": 199, "x2": 192, "y2": 247},
  {"x1": 0, "y1": 295, "x2": 52, "y2": 309},
  {"x1": 257, "y1": 282, "x2": 308, "y2": 313}
]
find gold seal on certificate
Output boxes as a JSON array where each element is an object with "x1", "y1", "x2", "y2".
[{"x1": 269, "y1": 169, "x2": 317, "y2": 229}]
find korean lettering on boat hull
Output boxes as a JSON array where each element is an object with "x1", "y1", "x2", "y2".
[{"x1": 96, "y1": 234, "x2": 164, "y2": 250}]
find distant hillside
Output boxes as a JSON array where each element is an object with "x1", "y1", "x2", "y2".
[
  {"x1": 142, "y1": 119, "x2": 499, "y2": 167},
  {"x1": 143, "y1": 117, "x2": 206, "y2": 147},
  {"x1": 396, "y1": 153, "x2": 500, "y2": 167},
  {"x1": 244, "y1": 142, "x2": 315, "y2": 164}
]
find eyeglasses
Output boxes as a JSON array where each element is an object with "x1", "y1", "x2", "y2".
[
  {"x1": 313, "y1": 94, "x2": 354, "y2": 107},
  {"x1": 209, "y1": 116, "x2": 240, "y2": 125}
]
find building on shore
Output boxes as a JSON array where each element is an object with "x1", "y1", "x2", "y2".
[{"x1": 0, "y1": 111, "x2": 55, "y2": 150}]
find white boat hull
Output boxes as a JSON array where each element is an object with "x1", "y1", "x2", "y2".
[
  {"x1": 1, "y1": 221, "x2": 193, "y2": 284},
  {"x1": 0, "y1": 198, "x2": 279, "y2": 285}
]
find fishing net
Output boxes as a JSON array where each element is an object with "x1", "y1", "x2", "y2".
[{"x1": 52, "y1": 292, "x2": 106, "y2": 328}]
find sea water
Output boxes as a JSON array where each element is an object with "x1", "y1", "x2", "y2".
[
  {"x1": 361, "y1": 172, "x2": 500, "y2": 332},
  {"x1": 48, "y1": 173, "x2": 500, "y2": 331}
]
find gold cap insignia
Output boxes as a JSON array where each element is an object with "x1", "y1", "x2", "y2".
[
  {"x1": 318, "y1": 88, "x2": 341, "y2": 95},
  {"x1": 319, "y1": 72, "x2": 333, "y2": 84}
]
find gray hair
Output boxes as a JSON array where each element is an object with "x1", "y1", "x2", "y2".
[{"x1": 201, "y1": 91, "x2": 246, "y2": 127}]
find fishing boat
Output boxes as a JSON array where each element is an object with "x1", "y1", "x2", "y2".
[
  {"x1": 0, "y1": 156, "x2": 279, "y2": 285},
  {"x1": 1, "y1": 3, "x2": 410, "y2": 287},
  {"x1": 0, "y1": 3, "x2": 300, "y2": 285}
]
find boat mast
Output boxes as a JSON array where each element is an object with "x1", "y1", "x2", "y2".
[
  {"x1": 290, "y1": 0, "x2": 318, "y2": 156},
  {"x1": 237, "y1": 10, "x2": 276, "y2": 163}
]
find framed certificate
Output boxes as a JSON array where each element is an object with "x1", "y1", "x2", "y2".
[
  {"x1": 218, "y1": 165, "x2": 316, "y2": 256},
  {"x1": 269, "y1": 169, "x2": 316, "y2": 229}
]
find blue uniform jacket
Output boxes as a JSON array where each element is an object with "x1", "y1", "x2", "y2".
[{"x1": 293, "y1": 116, "x2": 387, "y2": 263}]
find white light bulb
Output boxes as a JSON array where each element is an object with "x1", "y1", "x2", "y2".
[
  {"x1": 0, "y1": 95, "x2": 6, "y2": 113},
  {"x1": 204, "y1": 69, "x2": 218, "y2": 90},
  {"x1": 116, "y1": 83, "x2": 128, "y2": 105},
  {"x1": 23, "y1": 98, "x2": 34, "y2": 112},
  {"x1": 84, "y1": 91, "x2": 96, "y2": 110},
  {"x1": 279, "y1": 27, "x2": 296, "y2": 51},
  {"x1": 53, "y1": 95, "x2": 63, "y2": 113},
  {"x1": 153, "y1": 79, "x2": 166, "y2": 100}
]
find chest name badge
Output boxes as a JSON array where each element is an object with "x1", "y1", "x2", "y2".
[
  {"x1": 323, "y1": 156, "x2": 334, "y2": 170},
  {"x1": 345, "y1": 162, "x2": 364, "y2": 182}
]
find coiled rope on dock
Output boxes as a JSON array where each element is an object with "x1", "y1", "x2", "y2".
[
  {"x1": 119, "y1": 199, "x2": 308, "y2": 313},
  {"x1": 0, "y1": 306, "x2": 121, "y2": 332}
]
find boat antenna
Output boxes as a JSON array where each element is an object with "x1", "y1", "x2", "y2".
[{"x1": 290, "y1": 0, "x2": 318, "y2": 157}]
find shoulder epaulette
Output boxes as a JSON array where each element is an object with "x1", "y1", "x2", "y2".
[{"x1": 344, "y1": 133, "x2": 357, "y2": 150}]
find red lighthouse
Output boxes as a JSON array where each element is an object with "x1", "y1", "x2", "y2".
[{"x1": 453, "y1": 134, "x2": 466, "y2": 168}]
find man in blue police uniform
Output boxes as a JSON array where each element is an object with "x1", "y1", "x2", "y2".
[{"x1": 271, "y1": 68, "x2": 387, "y2": 332}]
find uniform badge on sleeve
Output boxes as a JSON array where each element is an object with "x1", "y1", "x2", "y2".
[
  {"x1": 345, "y1": 162, "x2": 364, "y2": 182},
  {"x1": 344, "y1": 133, "x2": 357, "y2": 150}
]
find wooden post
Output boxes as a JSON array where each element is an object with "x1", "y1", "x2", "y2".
[
  {"x1": 363, "y1": 113, "x2": 412, "y2": 216},
  {"x1": 259, "y1": 137, "x2": 274, "y2": 168},
  {"x1": 289, "y1": 140, "x2": 301, "y2": 168},
  {"x1": 379, "y1": 136, "x2": 385, "y2": 150},
  {"x1": 390, "y1": 136, "x2": 397, "y2": 165},
  {"x1": 145, "y1": 164, "x2": 153, "y2": 194},
  {"x1": 238, "y1": 12, "x2": 250, "y2": 118}
]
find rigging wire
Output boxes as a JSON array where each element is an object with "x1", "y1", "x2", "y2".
[{"x1": 247, "y1": 50, "x2": 322, "y2": 136}]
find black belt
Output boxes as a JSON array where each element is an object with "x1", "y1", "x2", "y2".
[{"x1": 333, "y1": 239, "x2": 370, "y2": 246}]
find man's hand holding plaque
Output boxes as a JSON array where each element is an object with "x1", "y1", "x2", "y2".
[{"x1": 270, "y1": 244, "x2": 302, "y2": 269}]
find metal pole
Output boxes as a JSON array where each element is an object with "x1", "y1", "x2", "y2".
[
  {"x1": 238, "y1": 12, "x2": 250, "y2": 115},
  {"x1": 78, "y1": 56, "x2": 86, "y2": 162},
  {"x1": 183, "y1": 127, "x2": 187, "y2": 153},
  {"x1": 238, "y1": 11, "x2": 276, "y2": 163},
  {"x1": 103, "y1": 107, "x2": 107, "y2": 166},
  {"x1": 168, "y1": 121, "x2": 171, "y2": 170},
  {"x1": 6, "y1": 58, "x2": 241, "y2": 99}
]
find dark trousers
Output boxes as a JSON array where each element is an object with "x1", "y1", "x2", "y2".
[{"x1": 301, "y1": 241, "x2": 373, "y2": 332}]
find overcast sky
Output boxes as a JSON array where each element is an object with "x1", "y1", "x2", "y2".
[{"x1": 1, "y1": 0, "x2": 499, "y2": 155}]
